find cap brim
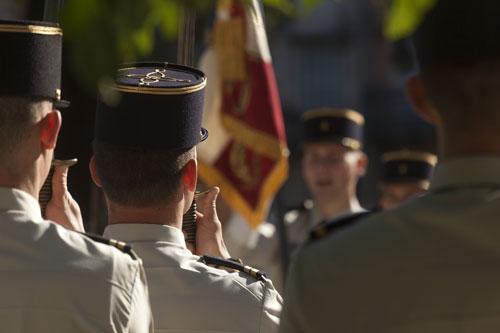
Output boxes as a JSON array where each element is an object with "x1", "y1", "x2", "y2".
[
  {"x1": 201, "y1": 128, "x2": 209, "y2": 142},
  {"x1": 54, "y1": 99, "x2": 70, "y2": 108}
]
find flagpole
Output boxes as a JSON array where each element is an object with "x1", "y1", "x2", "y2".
[{"x1": 177, "y1": 4, "x2": 196, "y2": 66}]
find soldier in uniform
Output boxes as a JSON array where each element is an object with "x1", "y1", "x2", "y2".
[
  {"x1": 223, "y1": 107, "x2": 367, "y2": 292},
  {"x1": 0, "y1": 20, "x2": 153, "y2": 332},
  {"x1": 89, "y1": 63, "x2": 282, "y2": 332},
  {"x1": 378, "y1": 150, "x2": 437, "y2": 209},
  {"x1": 280, "y1": 1, "x2": 500, "y2": 331}
]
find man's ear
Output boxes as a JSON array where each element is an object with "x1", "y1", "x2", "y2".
[
  {"x1": 40, "y1": 110, "x2": 62, "y2": 149},
  {"x1": 89, "y1": 156, "x2": 101, "y2": 187},
  {"x1": 183, "y1": 158, "x2": 197, "y2": 192},
  {"x1": 356, "y1": 152, "x2": 368, "y2": 177},
  {"x1": 405, "y1": 75, "x2": 439, "y2": 124}
]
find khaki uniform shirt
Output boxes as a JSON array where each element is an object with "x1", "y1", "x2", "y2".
[
  {"x1": 104, "y1": 223, "x2": 283, "y2": 333},
  {"x1": 281, "y1": 157, "x2": 500, "y2": 333},
  {"x1": 0, "y1": 188, "x2": 153, "y2": 333},
  {"x1": 223, "y1": 200, "x2": 365, "y2": 292}
]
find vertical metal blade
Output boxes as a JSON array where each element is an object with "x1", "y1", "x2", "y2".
[
  {"x1": 43, "y1": 0, "x2": 64, "y2": 22},
  {"x1": 177, "y1": 4, "x2": 197, "y2": 66}
]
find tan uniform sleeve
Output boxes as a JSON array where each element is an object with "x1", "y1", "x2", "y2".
[{"x1": 127, "y1": 262, "x2": 154, "y2": 333}]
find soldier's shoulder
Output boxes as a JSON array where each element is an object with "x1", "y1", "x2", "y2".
[
  {"x1": 199, "y1": 254, "x2": 282, "y2": 304},
  {"x1": 284, "y1": 199, "x2": 314, "y2": 224},
  {"x1": 81, "y1": 232, "x2": 138, "y2": 260},
  {"x1": 201, "y1": 254, "x2": 268, "y2": 282},
  {"x1": 308, "y1": 208, "x2": 379, "y2": 242}
]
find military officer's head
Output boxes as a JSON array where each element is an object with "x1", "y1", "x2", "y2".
[
  {"x1": 301, "y1": 108, "x2": 367, "y2": 214},
  {"x1": 405, "y1": 0, "x2": 500, "y2": 156},
  {"x1": 0, "y1": 19, "x2": 68, "y2": 196},
  {"x1": 90, "y1": 63, "x2": 207, "y2": 216},
  {"x1": 378, "y1": 150, "x2": 437, "y2": 210}
]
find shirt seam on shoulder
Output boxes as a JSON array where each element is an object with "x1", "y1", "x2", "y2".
[
  {"x1": 124, "y1": 263, "x2": 141, "y2": 332},
  {"x1": 257, "y1": 278, "x2": 269, "y2": 332}
]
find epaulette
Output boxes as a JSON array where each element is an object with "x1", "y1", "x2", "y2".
[
  {"x1": 201, "y1": 254, "x2": 267, "y2": 282},
  {"x1": 309, "y1": 209, "x2": 379, "y2": 241},
  {"x1": 81, "y1": 232, "x2": 138, "y2": 260}
]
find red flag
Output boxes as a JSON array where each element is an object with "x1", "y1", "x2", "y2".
[{"x1": 198, "y1": 0, "x2": 288, "y2": 229}]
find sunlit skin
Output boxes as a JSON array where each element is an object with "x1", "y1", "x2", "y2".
[
  {"x1": 378, "y1": 183, "x2": 426, "y2": 210},
  {"x1": 302, "y1": 142, "x2": 367, "y2": 219}
]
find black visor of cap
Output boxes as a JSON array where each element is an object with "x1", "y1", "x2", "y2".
[
  {"x1": 0, "y1": 19, "x2": 69, "y2": 107},
  {"x1": 95, "y1": 62, "x2": 208, "y2": 150}
]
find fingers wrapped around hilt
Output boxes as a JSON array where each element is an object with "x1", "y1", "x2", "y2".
[
  {"x1": 182, "y1": 189, "x2": 212, "y2": 247},
  {"x1": 39, "y1": 158, "x2": 77, "y2": 217}
]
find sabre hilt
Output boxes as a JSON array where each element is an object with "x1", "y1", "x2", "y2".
[
  {"x1": 182, "y1": 189, "x2": 211, "y2": 249},
  {"x1": 39, "y1": 158, "x2": 78, "y2": 218}
]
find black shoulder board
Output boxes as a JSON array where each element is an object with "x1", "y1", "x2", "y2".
[
  {"x1": 80, "y1": 232, "x2": 138, "y2": 260},
  {"x1": 309, "y1": 209, "x2": 380, "y2": 241},
  {"x1": 201, "y1": 254, "x2": 267, "y2": 282}
]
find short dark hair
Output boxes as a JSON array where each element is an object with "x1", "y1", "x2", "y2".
[
  {"x1": 414, "y1": 0, "x2": 500, "y2": 130},
  {"x1": 0, "y1": 97, "x2": 49, "y2": 157},
  {"x1": 93, "y1": 141, "x2": 196, "y2": 207},
  {"x1": 421, "y1": 60, "x2": 500, "y2": 131}
]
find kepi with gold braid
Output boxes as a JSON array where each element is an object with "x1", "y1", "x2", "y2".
[
  {"x1": 0, "y1": 19, "x2": 69, "y2": 107},
  {"x1": 380, "y1": 150, "x2": 437, "y2": 190},
  {"x1": 95, "y1": 62, "x2": 208, "y2": 150},
  {"x1": 303, "y1": 107, "x2": 364, "y2": 150}
]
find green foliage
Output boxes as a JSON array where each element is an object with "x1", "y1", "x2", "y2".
[
  {"x1": 261, "y1": 0, "x2": 295, "y2": 15},
  {"x1": 383, "y1": 0, "x2": 436, "y2": 40},
  {"x1": 59, "y1": 0, "x2": 434, "y2": 92},
  {"x1": 60, "y1": 0, "x2": 215, "y2": 92}
]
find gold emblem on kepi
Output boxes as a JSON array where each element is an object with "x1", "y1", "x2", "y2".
[
  {"x1": 122, "y1": 68, "x2": 191, "y2": 86},
  {"x1": 398, "y1": 163, "x2": 408, "y2": 175},
  {"x1": 55, "y1": 88, "x2": 61, "y2": 100},
  {"x1": 320, "y1": 120, "x2": 330, "y2": 133}
]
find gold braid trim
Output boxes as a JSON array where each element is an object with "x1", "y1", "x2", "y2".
[
  {"x1": 381, "y1": 150, "x2": 438, "y2": 165},
  {"x1": 0, "y1": 24, "x2": 62, "y2": 36},
  {"x1": 221, "y1": 114, "x2": 288, "y2": 160},
  {"x1": 198, "y1": 153, "x2": 288, "y2": 229}
]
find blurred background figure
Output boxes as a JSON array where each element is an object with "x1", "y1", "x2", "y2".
[
  {"x1": 222, "y1": 107, "x2": 367, "y2": 292},
  {"x1": 378, "y1": 150, "x2": 437, "y2": 209},
  {"x1": 288, "y1": 107, "x2": 367, "y2": 241}
]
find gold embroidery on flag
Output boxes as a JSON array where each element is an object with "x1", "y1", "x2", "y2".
[
  {"x1": 199, "y1": 153, "x2": 288, "y2": 229},
  {"x1": 229, "y1": 142, "x2": 261, "y2": 188},
  {"x1": 221, "y1": 114, "x2": 285, "y2": 159}
]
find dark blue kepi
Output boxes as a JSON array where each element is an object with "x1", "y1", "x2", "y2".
[
  {"x1": 0, "y1": 19, "x2": 69, "y2": 107},
  {"x1": 95, "y1": 62, "x2": 208, "y2": 150}
]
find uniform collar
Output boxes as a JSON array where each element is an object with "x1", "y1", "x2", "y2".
[
  {"x1": 429, "y1": 156, "x2": 500, "y2": 191},
  {"x1": 0, "y1": 187, "x2": 43, "y2": 222},
  {"x1": 103, "y1": 223, "x2": 187, "y2": 248}
]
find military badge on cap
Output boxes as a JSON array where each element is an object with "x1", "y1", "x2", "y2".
[
  {"x1": 302, "y1": 108, "x2": 364, "y2": 150},
  {"x1": 381, "y1": 150, "x2": 437, "y2": 190},
  {"x1": 95, "y1": 62, "x2": 208, "y2": 150},
  {"x1": 0, "y1": 19, "x2": 69, "y2": 107}
]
